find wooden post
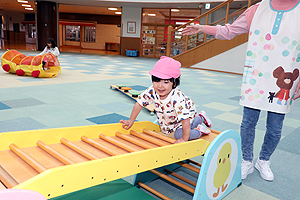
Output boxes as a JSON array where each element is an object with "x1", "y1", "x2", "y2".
[
  {"x1": 166, "y1": 25, "x2": 173, "y2": 57},
  {"x1": 248, "y1": 0, "x2": 251, "y2": 7},
  {"x1": 204, "y1": 15, "x2": 209, "y2": 42},
  {"x1": 225, "y1": 1, "x2": 230, "y2": 24}
]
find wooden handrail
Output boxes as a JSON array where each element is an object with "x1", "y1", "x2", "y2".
[
  {"x1": 172, "y1": 0, "x2": 234, "y2": 32},
  {"x1": 167, "y1": 0, "x2": 257, "y2": 58}
]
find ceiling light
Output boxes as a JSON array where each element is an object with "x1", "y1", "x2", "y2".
[
  {"x1": 25, "y1": 7, "x2": 33, "y2": 10},
  {"x1": 108, "y1": 8, "x2": 118, "y2": 10},
  {"x1": 17, "y1": 0, "x2": 28, "y2": 3},
  {"x1": 22, "y1": 4, "x2": 31, "y2": 7},
  {"x1": 171, "y1": 9, "x2": 179, "y2": 12},
  {"x1": 115, "y1": 12, "x2": 122, "y2": 15},
  {"x1": 148, "y1": 14, "x2": 156, "y2": 16}
]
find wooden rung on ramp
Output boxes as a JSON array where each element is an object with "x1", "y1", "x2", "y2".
[
  {"x1": 150, "y1": 169, "x2": 195, "y2": 194},
  {"x1": 138, "y1": 181, "x2": 171, "y2": 200}
]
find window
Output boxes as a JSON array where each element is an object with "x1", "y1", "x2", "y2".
[
  {"x1": 66, "y1": 25, "x2": 80, "y2": 41},
  {"x1": 28, "y1": 24, "x2": 36, "y2": 38},
  {"x1": 84, "y1": 26, "x2": 95, "y2": 42}
]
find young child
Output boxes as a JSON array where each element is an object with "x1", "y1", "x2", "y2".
[
  {"x1": 39, "y1": 38, "x2": 60, "y2": 57},
  {"x1": 182, "y1": 0, "x2": 300, "y2": 181},
  {"x1": 119, "y1": 56, "x2": 212, "y2": 144}
]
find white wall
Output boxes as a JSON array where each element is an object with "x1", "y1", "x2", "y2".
[
  {"x1": 121, "y1": 7, "x2": 141, "y2": 38},
  {"x1": 190, "y1": 42, "x2": 247, "y2": 74}
]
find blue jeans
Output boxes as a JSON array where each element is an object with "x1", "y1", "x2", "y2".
[
  {"x1": 240, "y1": 106, "x2": 285, "y2": 161},
  {"x1": 174, "y1": 116, "x2": 202, "y2": 140}
]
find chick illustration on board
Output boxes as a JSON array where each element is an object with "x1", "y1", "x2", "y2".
[{"x1": 213, "y1": 142, "x2": 232, "y2": 197}]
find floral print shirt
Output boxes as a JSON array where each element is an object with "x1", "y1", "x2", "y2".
[{"x1": 137, "y1": 86, "x2": 197, "y2": 134}]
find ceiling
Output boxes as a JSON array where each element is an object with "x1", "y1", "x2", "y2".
[
  {"x1": 0, "y1": 0, "x2": 249, "y2": 16},
  {"x1": 0, "y1": 0, "x2": 204, "y2": 15}
]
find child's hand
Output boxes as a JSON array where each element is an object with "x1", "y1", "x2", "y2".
[
  {"x1": 119, "y1": 119, "x2": 133, "y2": 130},
  {"x1": 174, "y1": 138, "x2": 187, "y2": 144}
]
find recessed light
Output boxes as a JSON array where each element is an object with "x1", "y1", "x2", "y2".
[
  {"x1": 115, "y1": 12, "x2": 122, "y2": 15},
  {"x1": 171, "y1": 9, "x2": 179, "y2": 12},
  {"x1": 22, "y1": 4, "x2": 31, "y2": 7},
  {"x1": 17, "y1": 0, "x2": 28, "y2": 3},
  {"x1": 25, "y1": 7, "x2": 33, "y2": 10},
  {"x1": 108, "y1": 8, "x2": 118, "y2": 10},
  {"x1": 148, "y1": 14, "x2": 156, "y2": 16}
]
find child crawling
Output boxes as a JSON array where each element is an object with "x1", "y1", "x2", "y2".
[{"x1": 120, "y1": 56, "x2": 212, "y2": 143}]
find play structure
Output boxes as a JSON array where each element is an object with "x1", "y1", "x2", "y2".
[
  {"x1": 1, "y1": 50, "x2": 61, "y2": 78},
  {"x1": 110, "y1": 84, "x2": 155, "y2": 115},
  {"x1": 0, "y1": 121, "x2": 241, "y2": 199}
]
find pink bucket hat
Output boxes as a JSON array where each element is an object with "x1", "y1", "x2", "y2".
[{"x1": 149, "y1": 56, "x2": 181, "y2": 79}]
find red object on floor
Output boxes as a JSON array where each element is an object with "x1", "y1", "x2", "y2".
[
  {"x1": 16, "y1": 69, "x2": 25, "y2": 76},
  {"x1": 31, "y1": 70, "x2": 40, "y2": 78},
  {"x1": 2, "y1": 64, "x2": 10, "y2": 72}
]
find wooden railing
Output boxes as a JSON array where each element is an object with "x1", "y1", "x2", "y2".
[{"x1": 166, "y1": 0, "x2": 260, "y2": 58}]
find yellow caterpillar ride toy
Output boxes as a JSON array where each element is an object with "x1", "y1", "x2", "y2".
[{"x1": 1, "y1": 50, "x2": 61, "y2": 78}]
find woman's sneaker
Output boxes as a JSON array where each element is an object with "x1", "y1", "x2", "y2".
[
  {"x1": 196, "y1": 124, "x2": 211, "y2": 135},
  {"x1": 241, "y1": 160, "x2": 254, "y2": 179},
  {"x1": 199, "y1": 110, "x2": 212, "y2": 127},
  {"x1": 255, "y1": 159, "x2": 274, "y2": 181}
]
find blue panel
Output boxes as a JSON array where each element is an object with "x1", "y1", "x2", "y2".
[
  {"x1": 2, "y1": 98, "x2": 45, "y2": 108},
  {"x1": 0, "y1": 102, "x2": 11, "y2": 110},
  {"x1": 0, "y1": 117, "x2": 47, "y2": 133}
]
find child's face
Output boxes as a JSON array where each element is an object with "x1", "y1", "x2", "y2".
[
  {"x1": 47, "y1": 42, "x2": 52, "y2": 48},
  {"x1": 153, "y1": 79, "x2": 173, "y2": 100}
]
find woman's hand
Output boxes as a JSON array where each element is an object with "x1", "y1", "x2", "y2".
[
  {"x1": 182, "y1": 25, "x2": 205, "y2": 36},
  {"x1": 119, "y1": 119, "x2": 133, "y2": 130},
  {"x1": 293, "y1": 81, "x2": 300, "y2": 100}
]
